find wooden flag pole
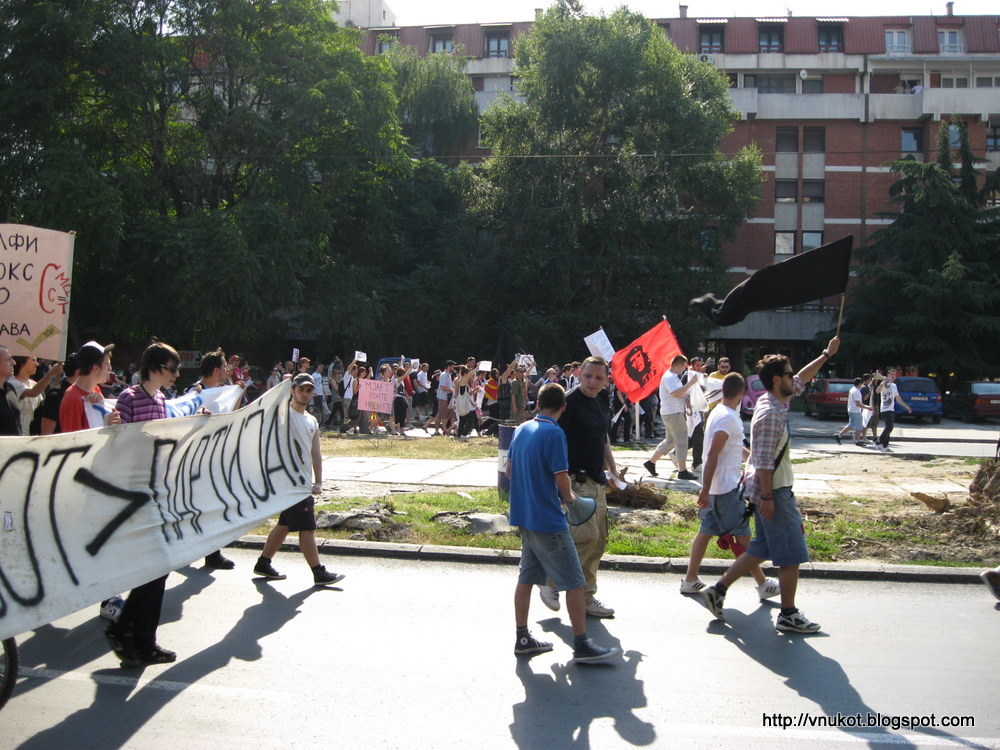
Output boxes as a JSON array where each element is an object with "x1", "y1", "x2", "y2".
[{"x1": 835, "y1": 293, "x2": 846, "y2": 338}]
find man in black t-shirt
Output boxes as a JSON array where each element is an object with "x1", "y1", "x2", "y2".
[{"x1": 538, "y1": 356, "x2": 624, "y2": 619}]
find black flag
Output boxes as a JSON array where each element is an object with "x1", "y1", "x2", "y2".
[{"x1": 690, "y1": 235, "x2": 853, "y2": 326}]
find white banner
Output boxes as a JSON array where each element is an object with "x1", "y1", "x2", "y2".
[
  {"x1": 85, "y1": 385, "x2": 245, "y2": 430},
  {"x1": 584, "y1": 328, "x2": 615, "y2": 362},
  {"x1": 0, "y1": 223, "x2": 75, "y2": 361},
  {"x1": 0, "y1": 380, "x2": 312, "y2": 640}
]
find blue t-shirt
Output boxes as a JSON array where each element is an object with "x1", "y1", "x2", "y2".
[{"x1": 507, "y1": 415, "x2": 570, "y2": 533}]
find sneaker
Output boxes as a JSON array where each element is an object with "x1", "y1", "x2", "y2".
[
  {"x1": 253, "y1": 559, "x2": 286, "y2": 580},
  {"x1": 776, "y1": 609, "x2": 821, "y2": 633},
  {"x1": 696, "y1": 586, "x2": 726, "y2": 621},
  {"x1": 834, "y1": 434, "x2": 842, "y2": 445},
  {"x1": 981, "y1": 569, "x2": 1000, "y2": 601},
  {"x1": 205, "y1": 550, "x2": 236, "y2": 570},
  {"x1": 585, "y1": 599, "x2": 615, "y2": 618},
  {"x1": 854, "y1": 441, "x2": 867, "y2": 447},
  {"x1": 100, "y1": 596, "x2": 126, "y2": 622},
  {"x1": 679, "y1": 579, "x2": 706, "y2": 595},
  {"x1": 643, "y1": 460, "x2": 658, "y2": 477},
  {"x1": 676, "y1": 470, "x2": 697, "y2": 481},
  {"x1": 105, "y1": 626, "x2": 139, "y2": 665},
  {"x1": 756, "y1": 577, "x2": 780, "y2": 601},
  {"x1": 692, "y1": 463, "x2": 702, "y2": 473},
  {"x1": 313, "y1": 568, "x2": 345, "y2": 586},
  {"x1": 138, "y1": 644, "x2": 177, "y2": 665},
  {"x1": 514, "y1": 633, "x2": 553, "y2": 655},
  {"x1": 538, "y1": 584, "x2": 560, "y2": 612},
  {"x1": 573, "y1": 638, "x2": 618, "y2": 663}
]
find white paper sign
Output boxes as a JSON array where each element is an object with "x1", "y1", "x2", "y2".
[
  {"x1": 291, "y1": 348, "x2": 300, "y2": 363},
  {"x1": 0, "y1": 223, "x2": 75, "y2": 361},
  {"x1": 0, "y1": 381, "x2": 313, "y2": 641},
  {"x1": 477, "y1": 360, "x2": 492, "y2": 373},
  {"x1": 354, "y1": 350, "x2": 367, "y2": 363},
  {"x1": 584, "y1": 328, "x2": 615, "y2": 362}
]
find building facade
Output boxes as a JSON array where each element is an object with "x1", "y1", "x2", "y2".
[{"x1": 362, "y1": 9, "x2": 1000, "y2": 368}]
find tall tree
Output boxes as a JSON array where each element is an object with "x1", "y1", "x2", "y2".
[
  {"x1": 472, "y1": 1, "x2": 762, "y2": 358},
  {"x1": 843, "y1": 116, "x2": 1000, "y2": 378}
]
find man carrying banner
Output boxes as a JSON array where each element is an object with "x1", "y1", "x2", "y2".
[
  {"x1": 105, "y1": 341, "x2": 183, "y2": 667},
  {"x1": 643, "y1": 355, "x2": 699, "y2": 481},
  {"x1": 252, "y1": 373, "x2": 346, "y2": 587},
  {"x1": 697, "y1": 336, "x2": 840, "y2": 633},
  {"x1": 538, "y1": 357, "x2": 623, "y2": 618}
]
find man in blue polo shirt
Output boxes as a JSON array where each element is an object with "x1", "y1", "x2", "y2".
[{"x1": 506, "y1": 383, "x2": 617, "y2": 664}]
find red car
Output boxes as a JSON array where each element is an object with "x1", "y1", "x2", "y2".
[{"x1": 804, "y1": 378, "x2": 854, "y2": 420}]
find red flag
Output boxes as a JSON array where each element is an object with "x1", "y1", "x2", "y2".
[{"x1": 610, "y1": 320, "x2": 683, "y2": 403}]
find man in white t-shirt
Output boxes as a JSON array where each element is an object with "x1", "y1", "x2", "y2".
[
  {"x1": 415, "y1": 362, "x2": 431, "y2": 418},
  {"x1": 679, "y1": 373, "x2": 779, "y2": 601},
  {"x1": 643, "y1": 354, "x2": 699, "y2": 480},
  {"x1": 875, "y1": 369, "x2": 911, "y2": 452},
  {"x1": 835, "y1": 377, "x2": 873, "y2": 447}
]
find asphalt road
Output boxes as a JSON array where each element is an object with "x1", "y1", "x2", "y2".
[{"x1": 5, "y1": 549, "x2": 999, "y2": 749}]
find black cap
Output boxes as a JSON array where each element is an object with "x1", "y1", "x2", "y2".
[{"x1": 291, "y1": 373, "x2": 314, "y2": 388}]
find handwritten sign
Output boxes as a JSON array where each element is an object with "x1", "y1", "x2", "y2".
[
  {"x1": 0, "y1": 223, "x2": 75, "y2": 360},
  {"x1": 0, "y1": 380, "x2": 312, "y2": 641},
  {"x1": 584, "y1": 328, "x2": 616, "y2": 362},
  {"x1": 358, "y1": 378, "x2": 393, "y2": 413},
  {"x1": 477, "y1": 360, "x2": 492, "y2": 373},
  {"x1": 354, "y1": 350, "x2": 367, "y2": 363}
]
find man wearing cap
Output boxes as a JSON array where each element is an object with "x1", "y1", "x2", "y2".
[
  {"x1": 252, "y1": 373, "x2": 346, "y2": 586},
  {"x1": 59, "y1": 341, "x2": 120, "y2": 431},
  {"x1": 507, "y1": 383, "x2": 617, "y2": 663}
]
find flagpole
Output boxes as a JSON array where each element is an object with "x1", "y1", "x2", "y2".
[{"x1": 835, "y1": 293, "x2": 846, "y2": 338}]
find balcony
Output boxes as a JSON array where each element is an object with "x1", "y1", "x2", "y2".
[
  {"x1": 921, "y1": 87, "x2": 1000, "y2": 120},
  {"x1": 726, "y1": 87, "x2": 758, "y2": 117},
  {"x1": 466, "y1": 57, "x2": 515, "y2": 75},
  {"x1": 886, "y1": 44, "x2": 912, "y2": 56},
  {"x1": 756, "y1": 92, "x2": 864, "y2": 120},
  {"x1": 868, "y1": 93, "x2": 922, "y2": 120},
  {"x1": 939, "y1": 43, "x2": 965, "y2": 55}
]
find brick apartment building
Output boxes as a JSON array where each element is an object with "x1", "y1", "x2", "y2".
[{"x1": 361, "y1": 5, "x2": 1000, "y2": 368}]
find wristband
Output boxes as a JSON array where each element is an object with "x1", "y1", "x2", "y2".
[
  {"x1": 761, "y1": 496, "x2": 773, "y2": 501},
  {"x1": 821, "y1": 350, "x2": 831, "y2": 359}
]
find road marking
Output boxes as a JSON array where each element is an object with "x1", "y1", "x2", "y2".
[{"x1": 18, "y1": 667, "x2": 285, "y2": 698}]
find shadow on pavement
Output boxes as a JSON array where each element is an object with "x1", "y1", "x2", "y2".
[
  {"x1": 17, "y1": 580, "x2": 320, "y2": 750},
  {"x1": 711, "y1": 605, "x2": 989, "y2": 749},
  {"x1": 509, "y1": 618, "x2": 654, "y2": 748}
]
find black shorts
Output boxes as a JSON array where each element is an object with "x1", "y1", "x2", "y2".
[
  {"x1": 413, "y1": 391, "x2": 428, "y2": 408},
  {"x1": 277, "y1": 496, "x2": 317, "y2": 532}
]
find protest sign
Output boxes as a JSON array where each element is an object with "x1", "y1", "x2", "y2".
[
  {"x1": 358, "y1": 378, "x2": 393, "y2": 414},
  {"x1": 354, "y1": 351, "x2": 367, "y2": 363},
  {"x1": 291, "y1": 348, "x2": 300, "y2": 363},
  {"x1": 0, "y1": 381, "x2": 312, "y2": 641},
  {"x1": 0, "y1": 224, "x2": 75, "y2": 361},
  {"x1": 477, "y1": 360, "x2": 492, "y2": 373},
  {"x1": 584, "y1": 328, "x2": 615, "y2": 362}
]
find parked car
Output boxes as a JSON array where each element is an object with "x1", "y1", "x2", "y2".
[
  {"x1": 891, "y1": 376, "x2": 942, "y2": 423},
  {"x1": 740, "y1": 374, "x2": 766, "y2": 417},
  {"x1": 942, "y1": 381, "x2": 1000, "y2": 422},
  {"x1": 803, "y1": 378, "x2": 853, "y2": 420}
]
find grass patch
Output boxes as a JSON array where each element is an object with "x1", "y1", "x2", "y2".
[
  {"x1": 791, "y1": 457, "x2": 822, "y2": 465},
  {"x1": 318, "y1": 434, "x2": 498, "y2": 460}
]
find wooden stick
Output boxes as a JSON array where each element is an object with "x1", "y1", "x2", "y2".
[{"x1": 835, "y1": 293, "x2": 846, "y2": 338}]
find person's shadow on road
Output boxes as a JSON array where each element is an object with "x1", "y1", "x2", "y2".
[
  {"x1": 17, "y1": 580, "x2": 323, "y2": 750},
  {"x1": 509, "y1": 617, "x2": 655, "y2": 749},
  {"x1": 708, "y1": 605, "x2": 989, "y2": 750}
]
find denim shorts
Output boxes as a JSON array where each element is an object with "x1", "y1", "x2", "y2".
[
  {"x1": 518, "y1": 527, "x2": 586, "y2": 590},
  {"x1": 848, "y1": 411, "x2": 864, "y2": 431},
  {"x1": 698, "y1": 487, "x2": 750, "y2": 537},
  {"x1": 746, "y1": 486, "x2": 810, "y2": 566}
]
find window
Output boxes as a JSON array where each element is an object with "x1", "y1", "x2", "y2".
[
  {"x1": 803, "y1": 126, "x2": 825, "y2": 153},
  {"x1": 941, "y1": 76, "x2": 968, "y2": 88},
  {"x1": 802, "y1": 78, "x2": 824, "y2": 94},
  {"x1": 659, "y1": 23, "x2": 670, "y2": 42},
  {"x1": 775, "y1": 181, "x2": 797, "y2": 203},
  {"x1": 817, "y1": 25, "x2": 844, "y2": 52},
  {"x1": 776, "y1": 126, "x2": 798, "y2": 152},
  {"x1": 485, "y1": 34, "x2": 509, "y2": 58},
  {"x1": 988, "y1": 126, "x2": 1000, "y2": 152},
  {"x1": 885, "y1": 30, "x2": 910, "y2": 55},
  {"x1": 376, "y1": 35, "x2": 397, "y2": 54},
  {"x1": 803, "y1": 232, "x2": 823, "y2": 251},
  {"x1": 976, "y1": 76, "x2": 1000, "y2": 88},
  {"x1": 430, "y1": 35, "x2": 453, "y2": 53},
  {"x1": 802, "y1": 181, "x2": 825, "y2": 203},
  {"x1": 775, "y1": 232, "x2": 795, "y2": 254},
  {"x1": 700, "y1": 228, "x2": 718, "y2": 252},
  {"x1": 901, "y1": 128, "x2": 922, "y2": 153},
  {"x1": 471, "y1": 76, "x2": 485, "y2": 92},
  {"x1": 949, "y1": 124, "x2": 961, "y2": 148},
  {"x1": 699, "y1": 26, "x2": 724, "y2": 53},
  {"x1": 937, "y1": 29, "x2": 964, "y2": 54},
  {"x1": 756, "y1": 74, "x2": 796, "y2": 93},
  {"x1": 759, "y1": 26, "x2": 784, "y2": 53},
  {"x1": 727, "y1": 73, "x2": 738, "y2": 88}
]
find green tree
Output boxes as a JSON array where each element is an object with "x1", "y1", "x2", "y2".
[
  {"x1": 843, "y1": 116, "x2": 1000, "y2": 378},
  {"x1": 472, "y1": 1, "x2": 762, "y2": 358}
]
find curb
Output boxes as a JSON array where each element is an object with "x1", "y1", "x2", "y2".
[{"x1": 233, "y1": 535, "x2": 985, "y2": 584}]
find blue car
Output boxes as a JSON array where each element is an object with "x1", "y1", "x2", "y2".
[{"x1": 892, "y1": 376, "x2": 942, "y2": 424}]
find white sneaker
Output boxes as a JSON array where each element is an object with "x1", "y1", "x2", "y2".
[
  {"x1": 776, "y1": 609, "x2": 821, "y2": 633},
  {"x1": 100, "y1": 596, "x2": 125, "y2": 622},
  {"x1": 538, "y1": 584, "x2": 560, "y2": 612},
  {"x1": 756, "y1": 577, "x2": 780, "y2": 601},
  {"x1": 679, "y1": 578, "x2": 706, "y2": 595},
  {"x1": 585, "y1": 599, "x2": 615, "y2": 618}
]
